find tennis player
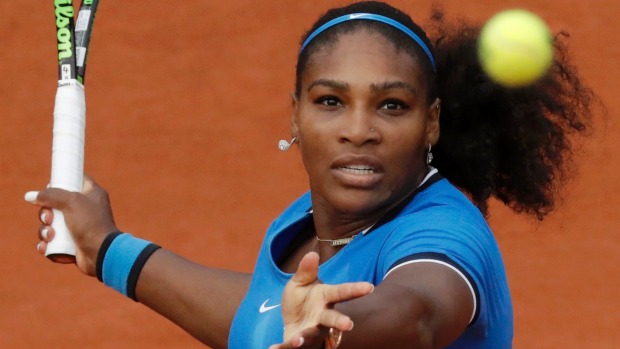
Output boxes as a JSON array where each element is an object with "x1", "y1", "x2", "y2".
[{"x1": 26, "y1": 1, "x2": 596, "y2": 348}]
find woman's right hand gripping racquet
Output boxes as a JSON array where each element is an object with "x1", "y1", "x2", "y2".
[{"x1": 48, "y1": 0, "x2": 101, "y2": 262}]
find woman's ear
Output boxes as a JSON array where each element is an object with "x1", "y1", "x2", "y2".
[
  {"x1": 290, "y1": 92, "x2": 300, "y2": 138},
  {"x1": 427, "y1": 98, "x2": 441, "y2": 145}
]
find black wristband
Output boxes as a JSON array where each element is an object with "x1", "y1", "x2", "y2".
[
  {"x1": 96, "y1": 232, "x2": 123, "y2": 282},
  {"x1": 126, "y1": 243, "x2": 161, "y2": 301}
]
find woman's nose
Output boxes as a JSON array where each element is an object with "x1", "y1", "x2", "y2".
[{"x1": 338, "y1": 107, "x2": 380, "y2": 146}]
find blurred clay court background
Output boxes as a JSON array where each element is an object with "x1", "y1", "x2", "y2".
[{"x1": 1, "y1": 1, "x2": 618, "y2": 348}]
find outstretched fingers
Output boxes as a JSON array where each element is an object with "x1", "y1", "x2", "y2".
[
  {"x1": 316, "y1": 282, "x2": 373, "y2": 331},
  {"x1": 290, "y1": 251, "x2": 320, "y2": 286},
  {"x1": 323, "y1": 280, "x2": 374, "y2": 305},
  {"x1": 275, "y1": 252, "x2": 376, "y2": 348}
]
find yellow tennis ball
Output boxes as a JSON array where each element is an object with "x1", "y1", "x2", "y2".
[{"x1": 478, "y1": 9, "x2": 553, "y2": 87}]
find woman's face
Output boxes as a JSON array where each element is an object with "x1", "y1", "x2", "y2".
[{"x1": 292, "y1": 30, "x2": 440, "y2": 217}]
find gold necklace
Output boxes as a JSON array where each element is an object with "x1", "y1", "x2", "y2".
[
  {"x1": 316, "y1": 225, "x2": 374, "y2": 247},
  {"x1": 316, "y1": 234, "x2": 358, "y2": 247}
]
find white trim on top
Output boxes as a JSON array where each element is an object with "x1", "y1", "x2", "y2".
[{"x1": 384, "y1": 258, "x2": 478, "y2": 324}]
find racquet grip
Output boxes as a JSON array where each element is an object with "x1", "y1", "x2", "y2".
[{"x1": 47, "y1": 80, "x2": 86, "y2": 258}]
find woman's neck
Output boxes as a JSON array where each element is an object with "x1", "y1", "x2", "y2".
[{"x1": 311, "y1": 166, "x2": 431, "y2": 242}]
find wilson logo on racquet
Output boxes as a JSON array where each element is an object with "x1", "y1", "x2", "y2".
[{"x1": 54, "y1": 0, "x2": 75, "y2": 61}]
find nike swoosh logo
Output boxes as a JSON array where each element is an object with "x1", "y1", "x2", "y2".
[
  {"x1": 349, "y1": 14, "x2": 367, "y2": 19},
  {"x1": 259, "y1": 299, "x2": 281, "y2": 313}
]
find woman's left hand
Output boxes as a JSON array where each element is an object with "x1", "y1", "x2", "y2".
[{"x1": 269, "y1": 252, "x2": 374, "y2": 349}]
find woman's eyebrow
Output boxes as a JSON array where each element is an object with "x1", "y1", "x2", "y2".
[
  {"x1": 307, "y1": 79, "x2": 350, "y2": 92},
  {"x1": 306, "y1": 79, "x2": 417, "y2": 95},
  {"x1": 370, "y1": 81, "x2": 417, "y2": 94}
]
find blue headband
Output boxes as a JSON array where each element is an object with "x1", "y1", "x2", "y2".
[{"x1": 300, "y1": 13, "x2": 436, "y2": 71}]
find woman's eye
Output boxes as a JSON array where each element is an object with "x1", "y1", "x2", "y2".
[
  {"x1": 380, "y1": 100, "x2": 408, "y2": 110},
  {"x1": 316, "y1": 96, "x2": 341, "y2": 107}
]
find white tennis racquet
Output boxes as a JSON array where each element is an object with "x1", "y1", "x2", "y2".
[{"x1": 47, "y1": 0, "x2": 101, "y2": 261}]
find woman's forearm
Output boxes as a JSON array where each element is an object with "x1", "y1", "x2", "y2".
[
  {"x1": 333, "y1": 263, "x2": 473, "y2": 349},
  {"x1": 135, "y1": 249, "x2": 251, "y2": 349}
]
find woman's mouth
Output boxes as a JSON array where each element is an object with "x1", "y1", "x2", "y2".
[
  {"x1": 339, "y1": 165, "x2": 375, "y2": 175},
  {"x1": 331, "y1": 155, "x2": 384, "y2": 188}
]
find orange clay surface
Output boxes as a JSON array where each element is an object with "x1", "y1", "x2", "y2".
[{"x1": 1, "y1": 1, "x2": 618, "y2": 348}]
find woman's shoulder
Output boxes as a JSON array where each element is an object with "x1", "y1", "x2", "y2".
[
  {"x1": 374, "y1": 177, "x2": 505, "y2": 284},
  {"x1": 409, "y1": 177, "x2": 486, "y2": 222},
  {"x1": 383, "y1": 177, "x2": 494, "y2": 246}
]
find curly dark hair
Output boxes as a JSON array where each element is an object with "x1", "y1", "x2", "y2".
[{"x1": 295, "y1": 1, "x2": 597, "y2": 219}]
